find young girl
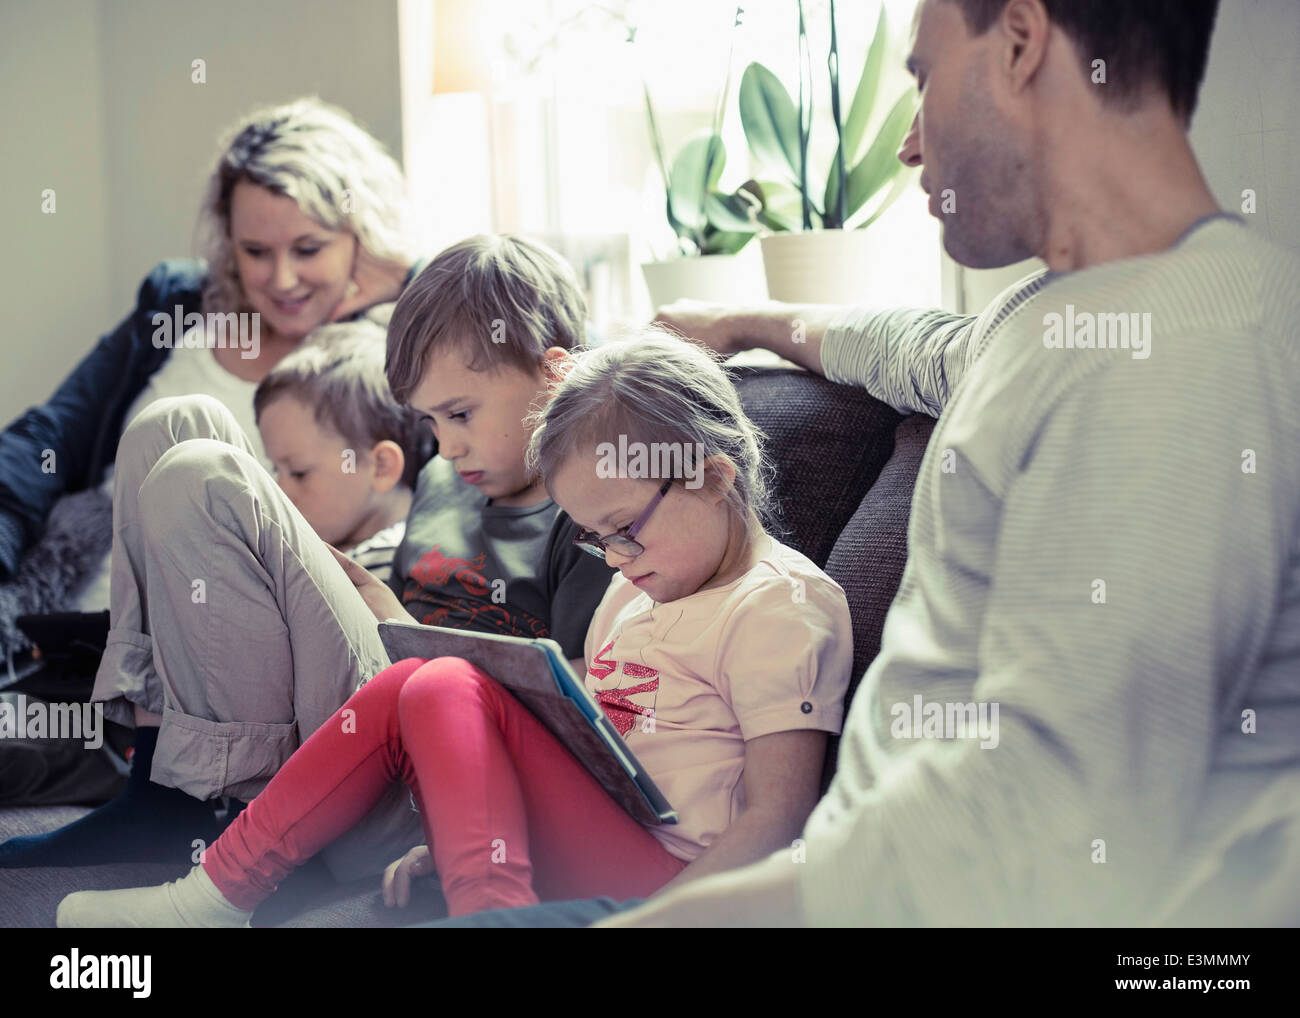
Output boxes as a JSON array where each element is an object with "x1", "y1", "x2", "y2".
[{"x1": 56, "y1": 330, "x2": 854, "y2": 926}]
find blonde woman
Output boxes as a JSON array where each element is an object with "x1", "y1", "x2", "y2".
[
  {"x1": 0, "y1": 97, "x2": 420, "y2": 585},
  {"x1": 0, "y1": 98, "x2": 423, "y2": 862}
]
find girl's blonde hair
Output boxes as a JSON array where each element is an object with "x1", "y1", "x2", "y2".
[
  {"x1": 197, "y1": 97, "x2": 417, "y2": 315},
  {"x1": 526, "y1": 328, "x2": 774, "y2": 542}
]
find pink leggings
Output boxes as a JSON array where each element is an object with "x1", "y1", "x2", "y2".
[{"x1": 202, "y1": 657, "x2": 686, "y2": 916}]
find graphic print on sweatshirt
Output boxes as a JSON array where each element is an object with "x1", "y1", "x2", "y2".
[
  {"x1": 402, "y1": 544, "x2": 549, "y2": 639},
  {"x1": 589, "y1": 639, "x2": 660, "y2": 736}
]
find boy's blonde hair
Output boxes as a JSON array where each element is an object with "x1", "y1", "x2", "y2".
[
  {"x1": 254, "y1": 310, "x2": 433, "y2": 489},
  {"x1": 385, "y1": 234, "x2": 587, "y2": 401},
  {"x1": 525, "y1": 328, "x2": 773, "y2": 541},
  {"x1": 197, "y1": 97, "x2": 416, "y2": 317}
]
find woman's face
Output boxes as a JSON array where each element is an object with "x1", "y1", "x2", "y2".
[{"x1": 229, "y1": 179, "x2": 357, "y2": 341}]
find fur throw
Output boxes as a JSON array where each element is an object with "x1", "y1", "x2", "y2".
[{"x1": 0, "y1": 488, "x2": 114, "y2": 659}]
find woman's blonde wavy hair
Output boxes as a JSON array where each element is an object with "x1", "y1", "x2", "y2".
[{"x1": 196, "y1": 97, "x2": 417, "y2": 315}]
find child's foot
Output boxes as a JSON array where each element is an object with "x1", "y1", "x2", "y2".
[
  {"x1": 57, "y1": 865, "x2": 254, "y2": 928},
  {"x1": 0, "y1": 727, "x2": 218, "y2": 868}
]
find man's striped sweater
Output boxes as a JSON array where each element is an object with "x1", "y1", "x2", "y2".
[{"x1": 796, "y1": 214, "x2": 1300, "y2": 925}]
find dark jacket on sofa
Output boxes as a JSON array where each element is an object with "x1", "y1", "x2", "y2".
[{"x1": 0, "y1": 260, "x2": 208, "y2": 580}]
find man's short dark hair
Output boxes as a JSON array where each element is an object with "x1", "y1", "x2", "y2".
[{"x1": 946, "y1": 0, "x2": 1220, "y2": 122}]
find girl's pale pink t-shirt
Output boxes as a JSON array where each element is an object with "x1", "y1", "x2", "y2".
[{"x1": 582, "y1": 536, "x2": 854, "y2": 862}]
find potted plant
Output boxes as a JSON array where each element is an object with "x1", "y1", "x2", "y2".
[
  {"x1": 637, "y1": 8, "x2": 768, "y2": 308},
  {"x1": 639, "y1": 127, "x2": 768, "y2": 308},
  {"x1": 740, "y1": 3, "x2": 917, "y2": 303}
]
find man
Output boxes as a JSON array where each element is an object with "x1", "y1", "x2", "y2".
[{"x1": 430, "y1": 0, "x2": 1300, "y2": 928}]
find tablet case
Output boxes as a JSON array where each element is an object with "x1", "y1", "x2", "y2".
[{"x1": 378, "y1": 621, "x2": 678, "y2": 826}]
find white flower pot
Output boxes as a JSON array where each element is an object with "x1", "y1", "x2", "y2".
[
  {"x1": 641, "y1": 248, "x2": 768, "y2": 310},
  {"x1": 759, "y1": 230, "x2": 894, "y2": 305}
]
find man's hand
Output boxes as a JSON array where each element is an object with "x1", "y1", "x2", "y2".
[
  {"x1": 328, "y1": 545, "x2": 414, "y2": 624},
  {"x1": 382, "y1": 845, "x2": 434, "y2": 908},
  {"x1": 654, "y1": 299, "x2": 834, "y2": 374},
  {"x1": 329, "y1": 246, "x2": 412, "y2": 323},
  {"x1": 592, "y1": 853, "x2": 801, "y2": 928},
  {"x1": 653, "y1": 300, "x2": 742, "y2": 356}
]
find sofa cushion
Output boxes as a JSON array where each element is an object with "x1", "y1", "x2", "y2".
[
  {"x1": 729, "y1": 366, "x2": 937, "y2": 787},
  {"x1": 824, "y1": 413, "x2": 936, "y2": 703},
  {"x1": 730, "y1": 366, "x2": 903, "y2": 567},
  {"x1": 821, "y1": 413, "x2": 936, "y2": 786}
]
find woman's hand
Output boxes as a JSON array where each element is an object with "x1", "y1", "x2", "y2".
[
  {"x1": 652, "y1": 300, "x2": 742, "y2": 356},
  {"x1": 382, "y1": 844, "x2": 435, "y2": 908},
  {"x1": 328, "y1": 545, "x2": 415, "y2": 624},
  {"x1": 329, "y1": 246, "x2": 412, "y2": 323}
]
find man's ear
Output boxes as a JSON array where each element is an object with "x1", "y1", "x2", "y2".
[
  {"x1": 369, "y1": 440, "x2": 406, "y2": 494},
  {"x1": 999, "y1": 0, "x2": 1051, "y2": 97}
]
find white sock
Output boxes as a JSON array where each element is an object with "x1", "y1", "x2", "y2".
[{"x1": 57, "y1": 865, "x2": 255, "y2": 928}]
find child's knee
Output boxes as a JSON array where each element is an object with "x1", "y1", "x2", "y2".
[
  {"x1": 123, "y1": 394, "x2": 231, "y2": 448},
  {"x1": 137, "y1": 439, "x2": 255, "y2": 536},
  {"x1": 360, "y1": 657, "x2": 428, "y2": 700},
  {"x1": 397, "y1": 657, "x2": 496, "y2": 716}
]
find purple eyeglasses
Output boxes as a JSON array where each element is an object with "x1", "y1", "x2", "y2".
[{"x1": 572, "y1": 479, "x2": 673, "y2": 560}]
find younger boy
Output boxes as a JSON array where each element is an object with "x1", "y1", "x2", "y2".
[{"x1": 255, "y1": 319, "x2": 430, "y2": 586}]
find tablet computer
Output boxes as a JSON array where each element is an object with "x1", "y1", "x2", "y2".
[{"x1": 378, "y1": 620, "x2": 678, "y2": 826}]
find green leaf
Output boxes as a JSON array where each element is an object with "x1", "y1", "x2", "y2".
[
  {"x1": 668, "y1": 133, "x2": 725, "y2": 233},
  {"x1": 705, "y1": 189, "x2": 760, "y2": 233},
  {"x1": 828, "y1": 89, "x2": 916, "y2": 225},
  {"x1": 842, "y1": 6, "x2": 889, "y2": 167},
  {"x1": 751, "y1": 178, "x2": 804, "y2": 233},
  {"x1": 851, "y1": 164, "x2": 916, "y2": 230},
  {"x1": 701, "y1": 230, "x2": 755, "y2": 256},
  {"x1": 738, "y1": 63, "x2": 802, "y2": 185}
]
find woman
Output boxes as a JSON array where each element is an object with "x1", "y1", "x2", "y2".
[
  {"x1": 0, "y1": 96, "x2": 420, "y2": 586},
  {"x1": 0, "y1": 97, "x2": 422, "y2": 827}
]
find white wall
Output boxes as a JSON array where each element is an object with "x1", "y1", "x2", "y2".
[
  {"x1": 0, "y1": 0, "x2": 113, "y2": 420},
  {"x1": 1191, "y1": 0, "x2": 1300, "y2": 248},
  {"x1": 0, "y1": 0, "x2": 403, "y2": 420}
]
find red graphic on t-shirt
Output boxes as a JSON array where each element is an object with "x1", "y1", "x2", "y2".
[
  {"x1": 590, "y1": 641, "x2": 617, "y2": 680},
  {"x1": 409, "y1": 545, "x2": 490, "y2": 596},
  {"x1": 403, "y1": 545, "x2": 548, "y2": 640},
  {"x1": 589, "y1": 640, "x2": 659, "y2": 736}
]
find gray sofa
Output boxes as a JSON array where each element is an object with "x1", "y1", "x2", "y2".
[{"x1": 0, "y1": 365, "x2": 936, "y2": 927}]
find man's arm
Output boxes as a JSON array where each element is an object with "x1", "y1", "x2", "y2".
[
  {"x1": 653, "y1": 300, "x2": 842, "y2": 373},
  {"x1": 654, "y1": 299, "x2": 979, "y2": 417},
  {"x1": 655, "y1": 273, "x2": 1053, "y2": 417}
]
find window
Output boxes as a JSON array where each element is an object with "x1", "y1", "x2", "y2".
[{"x1": 401, "y1": 0, "x2": 944, "y2": 332}]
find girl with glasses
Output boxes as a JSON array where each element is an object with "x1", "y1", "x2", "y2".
[{"x1": 58, "y1": 330, "x2": 854, "y2": 926}]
